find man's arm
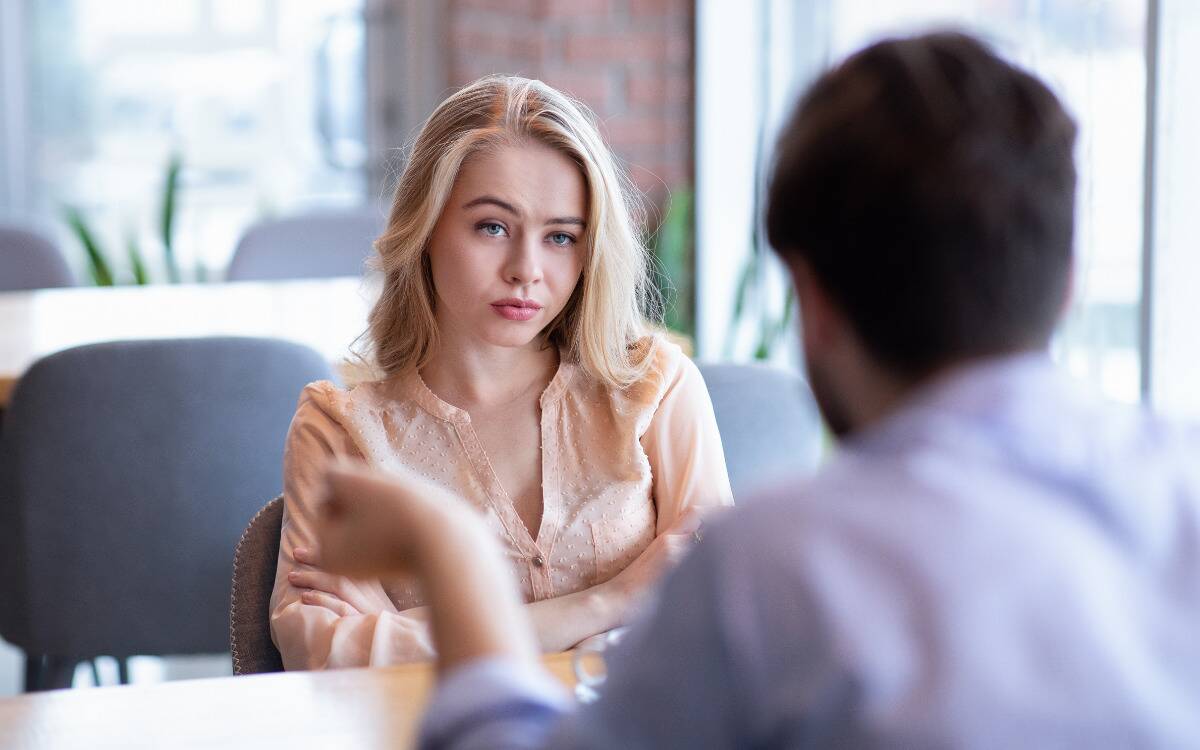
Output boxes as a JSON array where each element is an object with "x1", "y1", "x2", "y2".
[
  {"x1": 317, "y1": 465, "x2": 753, "y2": 750},
  {"x1": 419, "y1": 521, "x2": 754, "y2": 750}
]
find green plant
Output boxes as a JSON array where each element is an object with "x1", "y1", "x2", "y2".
[
  {"x1": 160, "y1": 154, "x2": 182, "y2": 283},
  {"x1": 649, "y1": 188, "x2": 695, "y2": 339},
  {"x1": 126, "y1": 231, "x2": 149, "y2": 285},
  {"x1": 727, "y1": 244, "x2": 795, "y2": 361},
  {"x1": 63, "y1": 153, "x2": 184, "y2": 287},
  {"x1": 725, "y1": 112, "x2": 794, "y2": 362},
  {"x1": 63, "y1": 206, "x2": 115, "y2": 286}
]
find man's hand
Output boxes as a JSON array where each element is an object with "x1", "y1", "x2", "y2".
[
  {"x1": 314, "y1": 462, "x2": 538, "y2": 673},
  {"x1": 314, "y1": 462, "x2": 478, "y2": 578}
]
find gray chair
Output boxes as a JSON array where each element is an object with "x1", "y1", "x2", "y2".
[
  {"x1": 699, "y1": 362, "x2": 824, "y2": 499},
  {"x1": 0, "y1": 225, "x2": 74, "y2": 292},
  {"x1": 230, "y1": 496, "x2": 285, "y2": 675},
  {"x1": 226, "y1": 209, "x2": 383, "y2": 281},
  {"x1": 0, "y1": 337, "x2": 332, "y2": 690}
]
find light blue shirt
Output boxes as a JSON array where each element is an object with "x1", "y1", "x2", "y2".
[{"x1": 419, "y1": 354, "x2": 1200, "y2": 749}]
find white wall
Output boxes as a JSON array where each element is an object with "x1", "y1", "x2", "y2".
[
  {"x1": 694, "y1": 0, "x2": 763, "y2": 359},
  {"x1": 1148, "y1": 0, "x2": 1200, "y2": 417},
  {"x1": 0, "y1": 0, "x2": 30, "y2": 219}
]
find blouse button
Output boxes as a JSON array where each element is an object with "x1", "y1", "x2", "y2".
[{"x1": 532, "y1": 555, "x2": 546, "y2": 568}]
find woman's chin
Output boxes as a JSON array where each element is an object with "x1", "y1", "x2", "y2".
[{"x1": 474, "y1": 324, "x2": 544, "y2": 350}]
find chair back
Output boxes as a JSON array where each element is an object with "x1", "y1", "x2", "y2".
[
  {"x1": 0, "y1": 225, "x2": 74, "y2": 292},
  {"x1": 0, "y1": 337, "x2": 331, "y2": 658},
  {"x1": 226, "y1": 210, "x2": 382, "y2": 281},
  {"x1": 699, "y1": 362, "x2": 824, "y2": 498},
  {"x1": 230, "y1": 496, "x2": 285, "y2": 675}
]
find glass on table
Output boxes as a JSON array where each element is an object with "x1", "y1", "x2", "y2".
[{"x1": 571, "y1": 627, "x2": 629, "y2": 703}]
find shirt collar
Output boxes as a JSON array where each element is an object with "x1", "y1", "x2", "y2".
[{"x1": 850, "y1": 350, "x2": 1066, "y2": 455}]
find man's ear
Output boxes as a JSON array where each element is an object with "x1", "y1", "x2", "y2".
[
  {"x1": 787, "y1": 256, "x2": 838, "y2": 360},
  {"x1": 1058, "y1": 256, "x2": 1075, "y2": 322}
]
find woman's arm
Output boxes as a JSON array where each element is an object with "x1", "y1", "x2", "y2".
[
  {"x1": 280, "y1": 397, "x2": 611, "y2": 655},
  {"x1": 521, "y1": 508, "x2": 702, "y2": 650},
  {"x1": 640, "y1": 351, "x2": 735, "y2": 531},
  {"x1": 292, "y1": 522, "x2": 698, "y2": 654},
  {"x1": 282, "y1": 352, "x2": 731, "y2": 659},
  {"x1": 270, "y1": 385, "x2": 436, "y2": 668},
  {"x1": 521, "y1": 351, "x2": 734, "y2": 649},
  {"x1": 314, "y1": 464, "x2": 536, "y2": 673}
]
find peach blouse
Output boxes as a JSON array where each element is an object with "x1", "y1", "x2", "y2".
[{"x1": 269, "y1": 338, "x2": 733, "y2": 669}]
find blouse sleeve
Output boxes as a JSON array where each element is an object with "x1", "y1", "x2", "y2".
[
  {"x1": 640, "y1": 350, "x2": 735, "y2": 534},
  {"x1": 269, "y1": 383, "x2": 435, "y2": 669}
]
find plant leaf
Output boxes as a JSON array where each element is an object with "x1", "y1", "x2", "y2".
[
  {"x1": 160, "y1": 153, "x2": 182, "y2": 283},
  {"x1": 63, "y1": 206, "x2": 115, "y2": 286},
  {"x1": 649, "y1": 187, "x2": 696, "y2": 336},
  {"x1": 731, "y1": 249, "x2": 758, "y2": 321},
  {"x1": 127, "y1": 232, "x2": 150, "y2": 285},
  {"x1": 753, "y1": 334, "x2": 771, "y2": 361},
  {"x1": 773, "y1": 286, "x2": 796, "y2": 342}
]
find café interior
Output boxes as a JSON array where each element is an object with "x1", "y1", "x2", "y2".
[{"x1": 0, "y1": 1, "x2": 1197, "y2": 747}]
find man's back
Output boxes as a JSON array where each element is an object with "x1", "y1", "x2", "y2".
[
  {"x1": 574, "y1": 354, "x2": 1200, "y2": 748},
  {"x1": 397, "y1": 33, "x2": 1197, "y2": 750}
]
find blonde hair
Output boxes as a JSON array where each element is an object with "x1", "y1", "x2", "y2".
[{"x1": 359, "y1": 76, "x2": 660, "y2": 389}]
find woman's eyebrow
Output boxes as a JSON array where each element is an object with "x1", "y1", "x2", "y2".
[
  {"x1": 463, "y1": 195, "x2": 520, "y2": 215},
  {"x1": 464, "y1": 196, "x2": 585, "y2": 227}
]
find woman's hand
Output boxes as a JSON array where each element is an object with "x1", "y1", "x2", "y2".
[
  {"x1": 288, "y1": 546, "x2": 401, "y2": 617},
  {"x1": 603, "y1": 505, "x2": 723, "y2": 610}
]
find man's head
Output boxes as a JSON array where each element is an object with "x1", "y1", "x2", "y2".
[{"x1": 766, "y1": 31, "x2": 1077, "y2": 436}]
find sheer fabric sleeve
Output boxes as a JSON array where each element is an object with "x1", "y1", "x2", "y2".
[
  {"x1": 269, "y1": 382, "x2": 435, "y2": 669},
  {"x1": 639, "y1": 351, "x2": 735, "y2": 534}
]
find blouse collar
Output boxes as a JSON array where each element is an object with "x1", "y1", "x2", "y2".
[{"x1": 404, "y1": 351, "x2": 574, "y2": 424}]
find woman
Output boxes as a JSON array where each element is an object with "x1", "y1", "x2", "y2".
[{"x1": 270, "y1": 75, "x2": 732, "y2": 670}]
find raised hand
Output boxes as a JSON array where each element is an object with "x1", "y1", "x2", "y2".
[{"x1": 313, "y1": 461, "x2": 479, "y2": 579}]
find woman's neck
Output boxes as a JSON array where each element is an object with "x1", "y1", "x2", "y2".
[{"x1": 419, "y1": 338, "x2": 560, "y2": 412}]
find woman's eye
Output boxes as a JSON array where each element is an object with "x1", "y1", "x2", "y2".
[
  {"x1": 548, "y1": 232, "x2": 575, "y2": 247},
  {"x1": 478, "y1": 222, "x2": 507, "y2": 237}
]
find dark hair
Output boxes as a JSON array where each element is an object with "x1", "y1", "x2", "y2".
[{"x1": 766, "y1": 31, "x2": 1077, "y2": 377}]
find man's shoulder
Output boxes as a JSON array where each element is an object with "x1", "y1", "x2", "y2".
[
  {"x1": 725, "y1": 450, "x2": 934, "y2": 525},
  {"x1": 705, "y1": 399, "x2": 1200, "y2": 621},
  {"x1": 704, "y1": 453, "x2": 931, "y2": 579}
]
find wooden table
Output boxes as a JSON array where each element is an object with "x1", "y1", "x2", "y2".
[
  {"x1": 0, "y1": 278, "x2": 376, "y2": 406},
  {"x1": 0, "y1": 654, "x2": 576, "y2": 749}
]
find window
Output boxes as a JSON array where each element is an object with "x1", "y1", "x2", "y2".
[
  {"x1": 698, "y1": 0, "x2": 1197, "y2": 415},
  {"x1": 23, "y1": 0, "x2": 367, "y2": 281}
]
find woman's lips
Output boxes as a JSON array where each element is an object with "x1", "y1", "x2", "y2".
[{"x1": 491, "y1": 299, "x2": 542, "y2": 321}]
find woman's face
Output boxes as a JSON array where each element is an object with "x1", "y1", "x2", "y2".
[{"x1": 427, "y1": 141, "x2": 588, "y2": 352}]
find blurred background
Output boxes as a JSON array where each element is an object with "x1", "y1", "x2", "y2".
[{"x1": 0, "y1": 0, "x2": 1197, "y2": 693}]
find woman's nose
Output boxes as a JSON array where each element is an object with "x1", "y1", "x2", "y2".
[{"x1": 504, "y1": 238, "x2": 543, "y2": 285}]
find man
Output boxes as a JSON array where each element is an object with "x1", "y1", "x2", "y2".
[{"x1": 316, "y1": 32, "x2": 1200, "y2": 747}]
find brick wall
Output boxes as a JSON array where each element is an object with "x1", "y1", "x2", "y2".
[{"x1": 444, "y1": 0, "x2": 694, "y2": 208}]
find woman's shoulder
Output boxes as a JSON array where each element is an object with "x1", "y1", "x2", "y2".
[
  {"x1": 622, "y1": 332, "x2": 702, "y2": 408},
  {"x1": 294, "y1": 377, "x2": 400, "y2": 424}
]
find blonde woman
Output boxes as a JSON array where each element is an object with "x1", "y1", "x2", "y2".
[{"x1": 269, "y1": 76, "x2": 733, "y2": 669}]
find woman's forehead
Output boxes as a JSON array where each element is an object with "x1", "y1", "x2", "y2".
[{"x1": 452, "y1": 142, "x2": 588, "y2": 222}]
